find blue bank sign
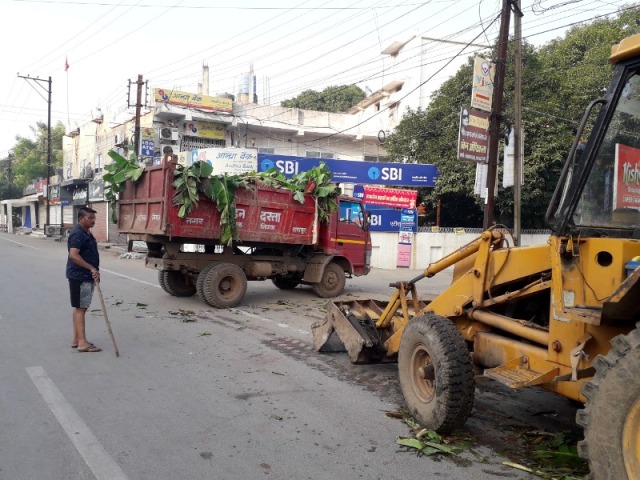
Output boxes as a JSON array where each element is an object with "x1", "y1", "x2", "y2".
[
  {"x1": 258, "y1": 154, "x2": 438, "y2": 187},
  {"x1": 367, "y1": 207, "x2": 417, "y2": 232}
]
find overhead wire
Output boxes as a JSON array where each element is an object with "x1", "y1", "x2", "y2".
[{"x1": 1, "y1": 0, "x2": 633, "y2": 158}]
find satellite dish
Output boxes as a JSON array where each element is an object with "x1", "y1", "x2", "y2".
[{"x1": 378, "y1": 130, "x2": 386, "y2": 144}]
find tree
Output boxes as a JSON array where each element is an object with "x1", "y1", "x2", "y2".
[
  {"x1": 385, "y1": 9, "x2": 640, "y2": 229},
  {"x1": 10, "y1": 121, "x2": 65, "y2": 189},
  {"x1": 281, "y1": 85, "x2": 366, "y2": 113}
]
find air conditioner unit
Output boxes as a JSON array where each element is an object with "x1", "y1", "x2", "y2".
[
  {"x1": 159, "y1": 127, "x2": 179, "y2": 142},
  {"x1": 158, "y1": 143, "x2": 176, "y2": 156}
]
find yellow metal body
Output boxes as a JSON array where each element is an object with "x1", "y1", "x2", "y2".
[
  {"x1": 375, "y1": 228, "x2": 640, "y2": 402},
  {"x1": 624, "y1": 397, "x2": 640, "y2": 478}
]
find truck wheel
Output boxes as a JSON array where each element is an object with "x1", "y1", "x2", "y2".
[
  {"x1": 312, "y1": 262, "x2": 346, "y2": 298},
  {"x1": 158, "y1": 271, "x2": 171, "y2": 294},
  {"x1": 398, "y1": 313, "x2": 474, "y2": 433},
  {"x1": 272, "y1": 276, "x2": 300, "y2": 290},
  {"x1": 162, "y1": 271, "x2": 197, "y2": 297},
  {"x1": 577, "y1": 323, "x2": 640, "y2": 480},
  {"x1": 200, "y1": 263, "x2": 247, "y2": 308},
  {"x1": 196, "y1": 264, "x2": 215, "y2": 304}
]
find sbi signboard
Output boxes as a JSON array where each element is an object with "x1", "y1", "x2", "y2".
[
  {"x1": 258, "y1": 154, "x2": 438, "y2": 187},
  {"x1": 367, "y1": 208, "x2": 417, "y2": 232}
]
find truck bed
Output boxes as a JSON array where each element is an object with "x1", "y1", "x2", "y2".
[{"x1": 118, "y1": 163, "x2": 318, "y2": 245}]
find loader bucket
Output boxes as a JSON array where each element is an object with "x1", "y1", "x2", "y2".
[{"x1": 311, "y1": 299, "x2": 399, "y2": 364}]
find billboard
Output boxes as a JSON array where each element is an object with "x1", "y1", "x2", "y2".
[
  {"x1": 471, "y1": 56, "x2": 495, "y2": 112},
  {"x1": 458, "y1": 108, "x2": 490, "y2": 163},
  {"x1": 153, "y1": 88, "x2": 233, "y2": 113},
  {"x1": 614, "y1": 144, "x2": 640, "y2": 210},
  {"x1": 258, "y1": 155, "x2": 438, "y2": 187},
  {"x1": 353, "y1": 184, "x2": 417, "y2": 208},
  {"x1": 181, "y1": 147, "x2": 258, "y2": 176},
  {"x1": 367, "y1": 207, "x2": 417, "y2": 232}
]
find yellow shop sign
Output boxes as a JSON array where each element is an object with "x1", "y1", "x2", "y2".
[
  {"x1": 154, "y1": 88, "x2": 232, "y2": 113},
  {"x1": 185, "y1": 121, "x2": 225, "y2": 140}
]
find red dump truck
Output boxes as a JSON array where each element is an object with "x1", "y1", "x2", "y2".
[{"x1": 117, "y1": 162, "x2": 372, "y2": 308}]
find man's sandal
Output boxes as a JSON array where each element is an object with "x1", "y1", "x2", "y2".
[{"x1": 77, "y1": 345, "x2": 102, "y2": 352}]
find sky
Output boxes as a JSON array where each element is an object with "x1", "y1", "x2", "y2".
[{"x1": 0, "y1": 0, "x2": 633, "y2": 158}]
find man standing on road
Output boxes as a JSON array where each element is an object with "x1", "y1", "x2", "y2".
[{"x1": 66, "y1": 206, "x2": 102, "y2": 352}]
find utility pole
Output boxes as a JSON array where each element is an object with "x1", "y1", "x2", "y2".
[
  {"x1": 483, "y1": 0, "x2": 512, "y2": 229},
  {"x1": 513, "y1": 0, "x2": 523, "y2": 244},
  {"x1": 133, "y1": 74, "x2": 144, "y2": 158},
  {"x1": 18, "y1": 74, "x2": 52, "y2": 230}
]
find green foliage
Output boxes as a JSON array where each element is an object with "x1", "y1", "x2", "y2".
[
  {"x1": 103, "y1": 150, "x2": 144, "y2": 223},
  {"x1": 281, "y1": 85, "x2": 366, "y2": 112},
  {"x1": 172, "y1": 161, "x2": 341, "y2": 246},
  {"x1": 385, "y1": 9, "x2": 640, "y2": 228},
  {"x1": 5, "y1": 121, "x2": 65, "y2": 189},
  {"x1": 208, "y1": 174, "x2": 241, "y2": 247}
]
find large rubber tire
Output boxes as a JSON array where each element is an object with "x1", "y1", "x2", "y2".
[
  {"x1": 162, "y1": 271, "x2": 196, "y2": 297},
  {"x1": 398, "y1": 313, "x2": 474, "y2": 433},
  {"x1": 272, "y1": 276, "x2": 300, "y2": 290},
  {"x1": 199, "y1": 263, "x2": 247, "y2": 308},
  {"x1": 196, "y1": 264, "x2": 217, "y2": 304},
  {"x1": 576, "y1": 323, "x2": 640, "y2": 480},
  {"x1": 158, "y1": 271, "x2": 171, "y2": 294},
  {"x1": 312, "y1": 262, "x2": 346, "y2": 298}
]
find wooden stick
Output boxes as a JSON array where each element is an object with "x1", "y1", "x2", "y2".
[{"x1": 95, "y1": 281, "x2": 120, "y2": 357}]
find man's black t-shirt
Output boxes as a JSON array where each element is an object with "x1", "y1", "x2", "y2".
[{"x1": 66, "y1": 224, "x2": 99, "y2": 282}]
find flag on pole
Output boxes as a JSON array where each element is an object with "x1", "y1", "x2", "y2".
[{"x1": 64, "y1": 57, "x2": 69, "y2": 71}]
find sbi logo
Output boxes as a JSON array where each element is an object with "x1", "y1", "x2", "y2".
[
  {"x1": 260, "y1": 158, "x2": 299, "y2": 175},
  {"x1": 260, "y1": 158, "x2": 275, "y2": 171},
  {"x1": 368, "y1": 166, "x2": 403, "y2": 181}
]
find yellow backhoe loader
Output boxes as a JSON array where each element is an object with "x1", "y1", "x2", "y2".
[{"x1": 312, "y1": 34, "x2": 640, "y2": 479}]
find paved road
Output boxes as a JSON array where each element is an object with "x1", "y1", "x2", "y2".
[{"x1": 0, "y1": 232, "x2": 581, "y2": 480}]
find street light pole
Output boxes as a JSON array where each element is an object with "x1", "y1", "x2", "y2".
[
  {"x1": 18, "y1": 74, "x2": 53, "y2": 231},
  {"x1": 47, "y1": 76, "x2": 52, "y2": 231},
  {"x1": 482, "y1": 0, "x2": 511, "y2": 229}
]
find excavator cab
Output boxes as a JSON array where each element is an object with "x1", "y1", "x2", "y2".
[
  {"x1": 547, "y1": 51, "x2": 640, "y2": 238},
  {"x1": 312, "y1": 34, "x2": 640, "y2": 480}
]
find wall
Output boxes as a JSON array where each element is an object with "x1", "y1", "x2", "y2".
[
  {"x1": 370, "y1": 230, "x2": 550, "y2": 270},
  {"x1": 91, "y1": 202, "x2": 109, "y2": 242}
]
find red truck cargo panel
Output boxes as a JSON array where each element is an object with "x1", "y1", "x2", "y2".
[{"x1": 118, "y1": 163, "x2": 318, "y2": 245}]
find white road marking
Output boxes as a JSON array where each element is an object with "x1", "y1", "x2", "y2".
[
  {"x1": 26, "y1": 366, "x2": 129, "y2": 480},
  {"x1": 229, "y1": 308, "x2": 273, "y2": 323},
  {"x1": 0, "y1": 236, "x2": 39, "y2": 249},
  {"x1": 100, "y1": 268, "x2": 160, "y2": 288},
  {"x1": 228, "y1": 309, "x2": 309, "y2": 335}
]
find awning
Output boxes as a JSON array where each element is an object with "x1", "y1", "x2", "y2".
[{"x1": 1, "y1": 193, "x2": 41, "y2": 208}]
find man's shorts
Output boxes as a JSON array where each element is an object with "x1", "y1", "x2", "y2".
[{"x1": 69, "y1": 280, "x2": 94, "y2": 309}]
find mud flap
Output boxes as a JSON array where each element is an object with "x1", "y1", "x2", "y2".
[{"x1": 311, "y1": 300, "x2": 388, "y2": 364}]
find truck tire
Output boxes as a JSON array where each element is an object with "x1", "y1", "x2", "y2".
[
  {"x1": 196, "y1": 264, "x2": 216, "y2": 304},
  {"x1": 312, "y1": 262, "x2": 346, "y2": 298},
  {"x1": 162, "y1": 271, "x2": 197, "y2": 297},
  {"x1": 199, "y1": 263, "x2": 247, "y2": 308},
  {"x1": 158, "y1": 271, "x2": 171, "y2": 294},
  {"x1": 398, "y1": 313, "x2": 474, "y2": 433},
  {"x1": 576, "y1": 323, "x2": 640, "y2": 480},
  {"x1": 272, "y1": 276, "x2": 300, "y2": 290}
]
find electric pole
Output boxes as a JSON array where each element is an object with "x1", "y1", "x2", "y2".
[
  {"x1": 513, "y1": 0, "x2": 523, "y2": 245},
  {"x1": 18, "y1": 74, "x2": 52, "y2": 230},
  {"x1": 131, "y1": 74, "x2": 144, "y2": 158},
  {"x1": 483, "y1": 0, "x2": 512, "y2": 229}
]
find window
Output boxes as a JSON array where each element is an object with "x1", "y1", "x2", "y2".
[
  {"x1": 306, "y1": 151, "x2": 334, "y2": 159},
  {"x1": 258, "y1": 147, "x2": 275, "y2": 154},
  {"x1": 95, "y1": 153, "x2": 103, "y2": 172},
  {"x1": 364, "y1": 155, "x2": 388, "y2": 163},
  {"x1": 339, "y1": 201, "x2": 364, "y2": 226},
  {"x1": 66, "y1": 163, "x2": 72, "y2": 180}
]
